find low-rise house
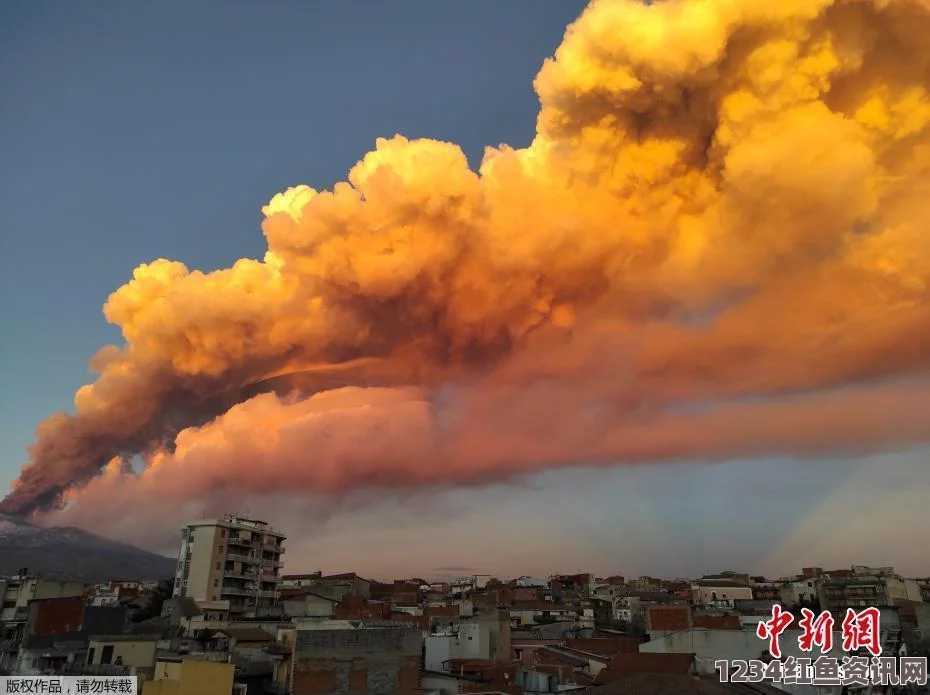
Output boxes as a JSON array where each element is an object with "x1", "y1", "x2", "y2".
[
  {"x1": 510, "y1": 601, "x2": 576, "y2": 627},
  {"x1": 279, "y1": 590, "x2": 336, "y2": 619},
  {"x1": 627, "y1": 577, "x2": 661, "y2": 593},
  {"x1": 512, "y1": 586, "x2": 544, "y2": 603},
  {"x1": 315, "y1": 572, "x2": 372, "y2": 600},
  {"x1": 639, "y1": 613, "x2": 904, "y2": 693},
  {"x1": 14, "y1": 599, "x2": 127, "y2": 675},
  {"x1": 213, "y1": 627, "x2": 275, "y2": 654},
  {"x1": 590, "y1": 584, "x2": 627, "y2": 603},
  {"x1": 425, "y1": 621, "x2": 493, "y2": 672},
  {"x1": 750, "y1": 579, "x2": 781, "y2": 601},
  {"x1": 280, "y1": 573, "x2": 322, "y2": 589},
  {"x1": 514, "y1": 577, "x2": 548, "y2": 588},
  {"x1": 85, "y1": 634, "x2": 160, "y2": 678},
  {"x1": 1, "y1": 576, "x2": 85, "y2": 624},
  {"x1": 550, "y1": 574, "x2": 593, "y2": 602},
  {"x1": 333, "y1": 595, "x2": 392, "y2": 620},
  {"x1": 691, "y1": 580, "x2": 753, "y2": 609},
  {"x1": 88, "y1": 585, "x2": 121, "y2": 607},
  {"x1": 779, "y1": 577, "x2": 820, "y2": 607},
  {"x1": 286, "y1": 620, "x2": 422, "y2": 694}
]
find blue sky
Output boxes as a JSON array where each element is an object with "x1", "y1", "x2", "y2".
[{"x1": 2, "y1": 1, "x2": 927, "y2": 579}]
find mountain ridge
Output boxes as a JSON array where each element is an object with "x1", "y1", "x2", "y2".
[{"x1": 0, "y1": 514, "x2": 176, "y2": 583}]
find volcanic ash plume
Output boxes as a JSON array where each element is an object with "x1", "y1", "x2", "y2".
[{"x1": 4, "y1": 0, "x2": 930, "y2": 527}]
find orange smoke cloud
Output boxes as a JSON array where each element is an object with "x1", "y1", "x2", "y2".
[{"x1": 4, "y1": 0, "x2": 930, "y2": 527}]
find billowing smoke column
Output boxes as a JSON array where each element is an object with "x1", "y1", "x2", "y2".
[{"x1": 4, "y1": 0, "x2": 930, "y2": 522}]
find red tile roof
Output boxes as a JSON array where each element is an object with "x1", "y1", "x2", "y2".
[
  {"x1": 646, "y1": 606, "x2": 691, "y2": 631},
  {"x1": 596, "y1": 653, "x2": 695, "y2": 682},
  {"x1": 563, "y1": 638, "x2": 644, "y2": 657},
  {"x1": 534, "y1": 648, "x2": 590, "y2": 668}
]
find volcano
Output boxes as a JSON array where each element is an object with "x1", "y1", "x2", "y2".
[{"x1": 0, "y1": 514, "x2": 176, "y2": 583}]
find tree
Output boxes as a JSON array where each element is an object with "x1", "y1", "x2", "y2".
[{"x1": 130, "y1": 579, "x2": 172, "y2": 623}]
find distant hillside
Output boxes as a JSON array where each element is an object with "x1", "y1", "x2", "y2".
[{"x1": 0, "y1": 514, "x2": 176, "y2": 583}]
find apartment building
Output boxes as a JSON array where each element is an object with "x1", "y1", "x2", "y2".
[
  {"x1": 2, "y1": 574, "x2": 86, "y2": 623},
  {"x1": 173, "y1": 514, "x2": 286, "y2": 618},
  {"x1": 818, "y1": 566, "x2": 922, "y2": 611}
]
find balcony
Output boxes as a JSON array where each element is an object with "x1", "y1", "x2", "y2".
[
  {"x1": 258, "y1": 590, "x2": 278, "y2": 599},
  {"x1": 226, "y1": 553, "x2": 254, "y2": 563},
  {"x1": 260, "y1": 573, "x2": 281, "y2": 583},
  {"x1": 228, "y1": 535, "x2": 252, "y2": 547},
  {"x1": 221, "y1": 584, "x2": 258, "y2": 596},
  {"x1": 224, "y1": 569, "x2": 257, "y2": 580}
]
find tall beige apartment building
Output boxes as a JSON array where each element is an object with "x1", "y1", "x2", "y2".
[{"x1": 173, "y1": 514, "x2": 286, "y2": 617}]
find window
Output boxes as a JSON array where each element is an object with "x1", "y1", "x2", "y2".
[
  {"x1": 100, "y1": 645, "x2": 114, "y2": 665},
  {"x1": 214, "y1": 579, "x2": 219, "y2": 587},
  {"x1": 221, "y1": 529, "x2": 226, "y2": 537},
  {"x1": 216, "y1": 562, "x2": 221, "y2": 570}
]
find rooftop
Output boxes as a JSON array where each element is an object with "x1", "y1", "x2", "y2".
[
  {"x1": 215, "y1": 628, "x2": 275, "y2": 642},
  {"x1": 693, "y1": 580, "x2": 750, "y2": 588},
  {"x1": 587, "y1": 673, "x2": 784, "y2": 695},
  {"x1": 595, "y1": 653, "x2": 696, "y2": 682}
]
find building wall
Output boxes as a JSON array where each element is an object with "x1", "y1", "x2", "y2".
[
  {"x1": 34, "y1": 581, "x2": 86, "y2": 601},
  {"x1": 421, "y1": 673, "x2": 464, "y2": 695},
  {"x1": 423, "y1": 623, "x2": 489, "y2": 672},
  {"x1": 691, "y1": 585, "x2": 754, "y2": 607},
  {"x1": 28, "y1": 596, "x2": 85, "y2": 636},
  {"x1": 641, "y1": 628, "x2": 849, "y2": 682},
  {"x1": 1, "y1": 579, "x2": 85, "y2": 621},
  {"x1": 475, "y1": 611, "x2": 510, "y2": 662},
  {"x1": 187, "y1": 525, "x2": 222, "y2": 602},
  {"x1": 292, "y1": 628, "x2": 421, "y2": 695},
  {"x1": 780, "y1": 579, "x2": 819, "y2": 606},
  {"x1": 144, "y1": 659, "x2": 235, "y2": 695},
  {"x1": 153, "y1": 660, "x2": 184, "y2": 681},
  {"x1": 423, "y1": 635, "x2": 453, "y2": 672}
]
